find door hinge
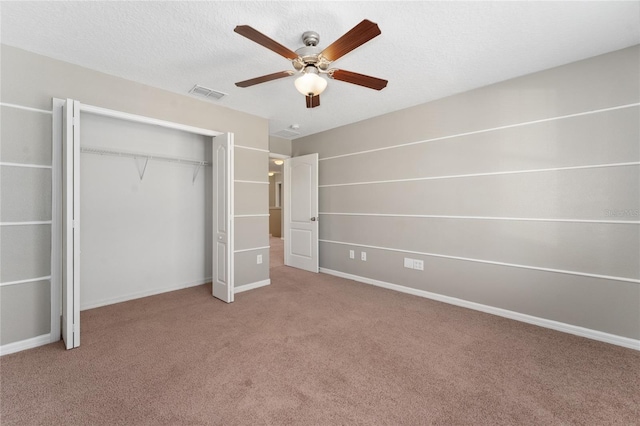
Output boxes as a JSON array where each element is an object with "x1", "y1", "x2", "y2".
[
  {"x1": 72, "y1": 219, "x2": 78, "y2": 229},
  {"x1": 73, "y1": 116, "x2": 80, "y2": 127},
  {"x1": 73, "y1": 323, "x2": 79, "y2": 333}
]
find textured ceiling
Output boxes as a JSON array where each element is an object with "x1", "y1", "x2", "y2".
[{"x1": 1, "y1": 1, "x2": 639, "y2": 139}]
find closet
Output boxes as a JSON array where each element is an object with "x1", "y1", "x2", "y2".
[{"x1": 57, "y1": 99, "x2": 233, "y2": 349}]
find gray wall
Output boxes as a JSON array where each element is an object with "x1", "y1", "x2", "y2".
[
  {"x1": 0, "y1": 45, "x2": 269, "y2": 346},
  {"x1": 269, "y1": 136, "x2": 292, "y2": 157},
  {"x1": 294, "y1": 45, "x2": 640, "y2": 340}
]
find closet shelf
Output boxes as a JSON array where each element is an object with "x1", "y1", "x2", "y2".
[
  {"x1": 81, "y1": 145, "x2": 209, "y2": 182},
  {"x1": 80, "y1": 146, "x2": 210, "y2": 166}
]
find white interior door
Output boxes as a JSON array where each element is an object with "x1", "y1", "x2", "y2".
[
  {"x1": 284, "y1": 153, "x2": 319, "y2": 273},
  {"x1": 62, "y1": 99, "x2": 80, "y2": 349},
  {"x1": 212, "y1": 133, "x2": 235, "y2": 302}
]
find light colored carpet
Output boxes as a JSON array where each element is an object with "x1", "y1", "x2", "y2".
[{"x1": 1, "y1": 245, "x2": 639, "y2": 424}]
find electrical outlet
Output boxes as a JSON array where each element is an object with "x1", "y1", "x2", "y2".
[
  {"x1": 349, "y1": 250, "x2": 355, "y2": 259},
  {"x1": 361, "y1": 251, "x2": 367, "y2": 261},
  {"x1": 404, "y1": 258, "x2": 413, "y2": 269},
  {"x1": 257, "y1": 254, "x2": 262, "y2": 264},
  {"x1": 414, "y1": 259, "x2": 424, "y2": 271}
]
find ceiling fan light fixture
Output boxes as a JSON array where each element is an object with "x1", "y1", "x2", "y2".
[{"x1": 294, "y1": 66, "x2": 327, "y2": 96}]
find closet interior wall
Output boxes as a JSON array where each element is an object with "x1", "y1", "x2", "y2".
[{"x1": 79, "y1": 113, "x2": 213, "y2": 310}]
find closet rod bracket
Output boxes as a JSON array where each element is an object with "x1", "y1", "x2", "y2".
[
  {"x1": 136, "y1": 157, "x2": 150, "y2": 181},
  {"x1": 192, "y1": 162, "x2": 205, "y2": 184}
]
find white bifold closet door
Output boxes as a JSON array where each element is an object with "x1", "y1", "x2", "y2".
[
  {"x1": 212, "y1": 133, "x2": 234, "y2": 303},
  {"x1": 62, "y1": 99, "x2": 80, "y2": 350}
]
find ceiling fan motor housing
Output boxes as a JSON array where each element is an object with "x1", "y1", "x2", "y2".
[
  {"x1": 292, "y1": 30, "x2": 334, "y2": 71},
  {"x1": 293, "y1": 45, "x2": 329, "y2": 71}
]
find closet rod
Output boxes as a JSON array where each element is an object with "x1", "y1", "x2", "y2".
[{"x1": 80, "y1": 146, "x2": 210, "y2": 166}]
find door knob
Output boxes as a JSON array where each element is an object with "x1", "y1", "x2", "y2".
[{"x1": 310, "y1": 217, "x2": 317, "y2": 221}]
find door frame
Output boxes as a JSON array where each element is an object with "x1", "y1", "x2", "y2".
[
  {"x1": 56, "y1": 99, "x2": 233, "y2": 348},
  {"x1": 269, "y1": 153, "x2": 290, "y2": 235}
]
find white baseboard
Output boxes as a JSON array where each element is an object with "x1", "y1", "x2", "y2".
[
  {"x1": 0, "y1": 333, "x2": 52, "y2": 356},
  {"x1": 81, "y1": 277, "x2": 212, "y2": 311},
  {"x1": 235, "y1": 279, "x2": 271, "y2": 294},
  {"x1": 320, "y1": 268, "x2": 640, "y2": 351}
]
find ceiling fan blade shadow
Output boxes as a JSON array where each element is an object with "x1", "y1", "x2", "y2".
[
  {"x1": 329, "y1": 69, "x2": 387, "y2": 90},
  {"x1": 306, "y1": 94, "x2": 320, "y2": 108},
  {"x1": 234, "y1": 25, "x2": 299, "y2": 60},
  {"x1": 320, "y1": 19, "x2": 381, "y2": 62},
  {"x1": 235, "y1": 71, "x2": 294, "y2": 88}
]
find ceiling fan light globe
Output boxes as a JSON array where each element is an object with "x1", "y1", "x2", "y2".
[{"x1": 295, "y1": 72, "x2": 327, "y2": 96}]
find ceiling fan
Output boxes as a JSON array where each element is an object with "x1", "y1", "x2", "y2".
[{"x1": 234, "y1": 19, "x2": 388, "y2": 108}]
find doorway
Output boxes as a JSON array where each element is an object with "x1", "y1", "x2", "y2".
[{"x1": 268, "y1": 154, "x2": 288, "y2": 268}]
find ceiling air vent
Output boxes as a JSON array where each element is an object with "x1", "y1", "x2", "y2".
[
  {"x1": 189, "y1": 84, "x2": 227, "y2": 101},
  {"x1": 272, "y1": 128, "x2": 300, "y2": 139}
]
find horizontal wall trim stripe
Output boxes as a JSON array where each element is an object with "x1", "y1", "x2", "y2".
[
  {"x1": 234, "y1": 246, "x2": 270, "y2": 253},
  {"x1": 235, "y1": 145, "x2": 270, "y2": 153},
  {"x1": 319, "y1": 239, "x2": 640, "y2": 284},
  {"x1": 235, "y1": 279, "x2": 271, "y2": 294},
  {"x1": 0, "y1": 276, "x2": 51, "y2": 287},
  {"x1": 318, "y1": 212, "x2": 640, "y2": 225},
  {"x1": 319, "y1": 162, "x2": 640, "y2": 188},
  {"x1": 80, "y1": 277, "x2": 211, "y2": 311},
  {"x1": 234, "y1": 214, "x2": 270, "y2": 218},
  {"x1": 1, "y1": 221, "x2": 52, "y2": 226},
  {"x1": 319, "y1": 102, "x2": 640, "y2": 161},
  {"x1": 320, "y1": 268, "x2": 640, "y2": 351},
  {"x1": 235, "y1": 180, "x2": 270, "y2": 185},
  {"x1": 0, "y1": 162, "x2": 52, "y2": 169},
  {"x1": 0, "y1": 333, "x2": 53, "y2": 357},
  {"x1": 0, "y1": 102, "x2": 52, "y2": 115}
]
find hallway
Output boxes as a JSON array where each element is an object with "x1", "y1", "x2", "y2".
[{"x1": 269, "y1": 236, "x2": 284, "y2": 269}]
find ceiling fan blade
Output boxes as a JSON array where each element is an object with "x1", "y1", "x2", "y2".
[
  {"x1": 235, "y1": 71, "x2": 294, "y2": 88},
  {"x1": 306, "y1": 94, "x2": 320, "y2": 108},
  {"x1": 320, "y1": 19, "x2": 381, "y2": 62},
  {"x1": 234, "y1": 25, "x2": 299, "y2": 60},
  {"x1": 329, "y1": 69, "x2": 388, "y2": 90}
]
